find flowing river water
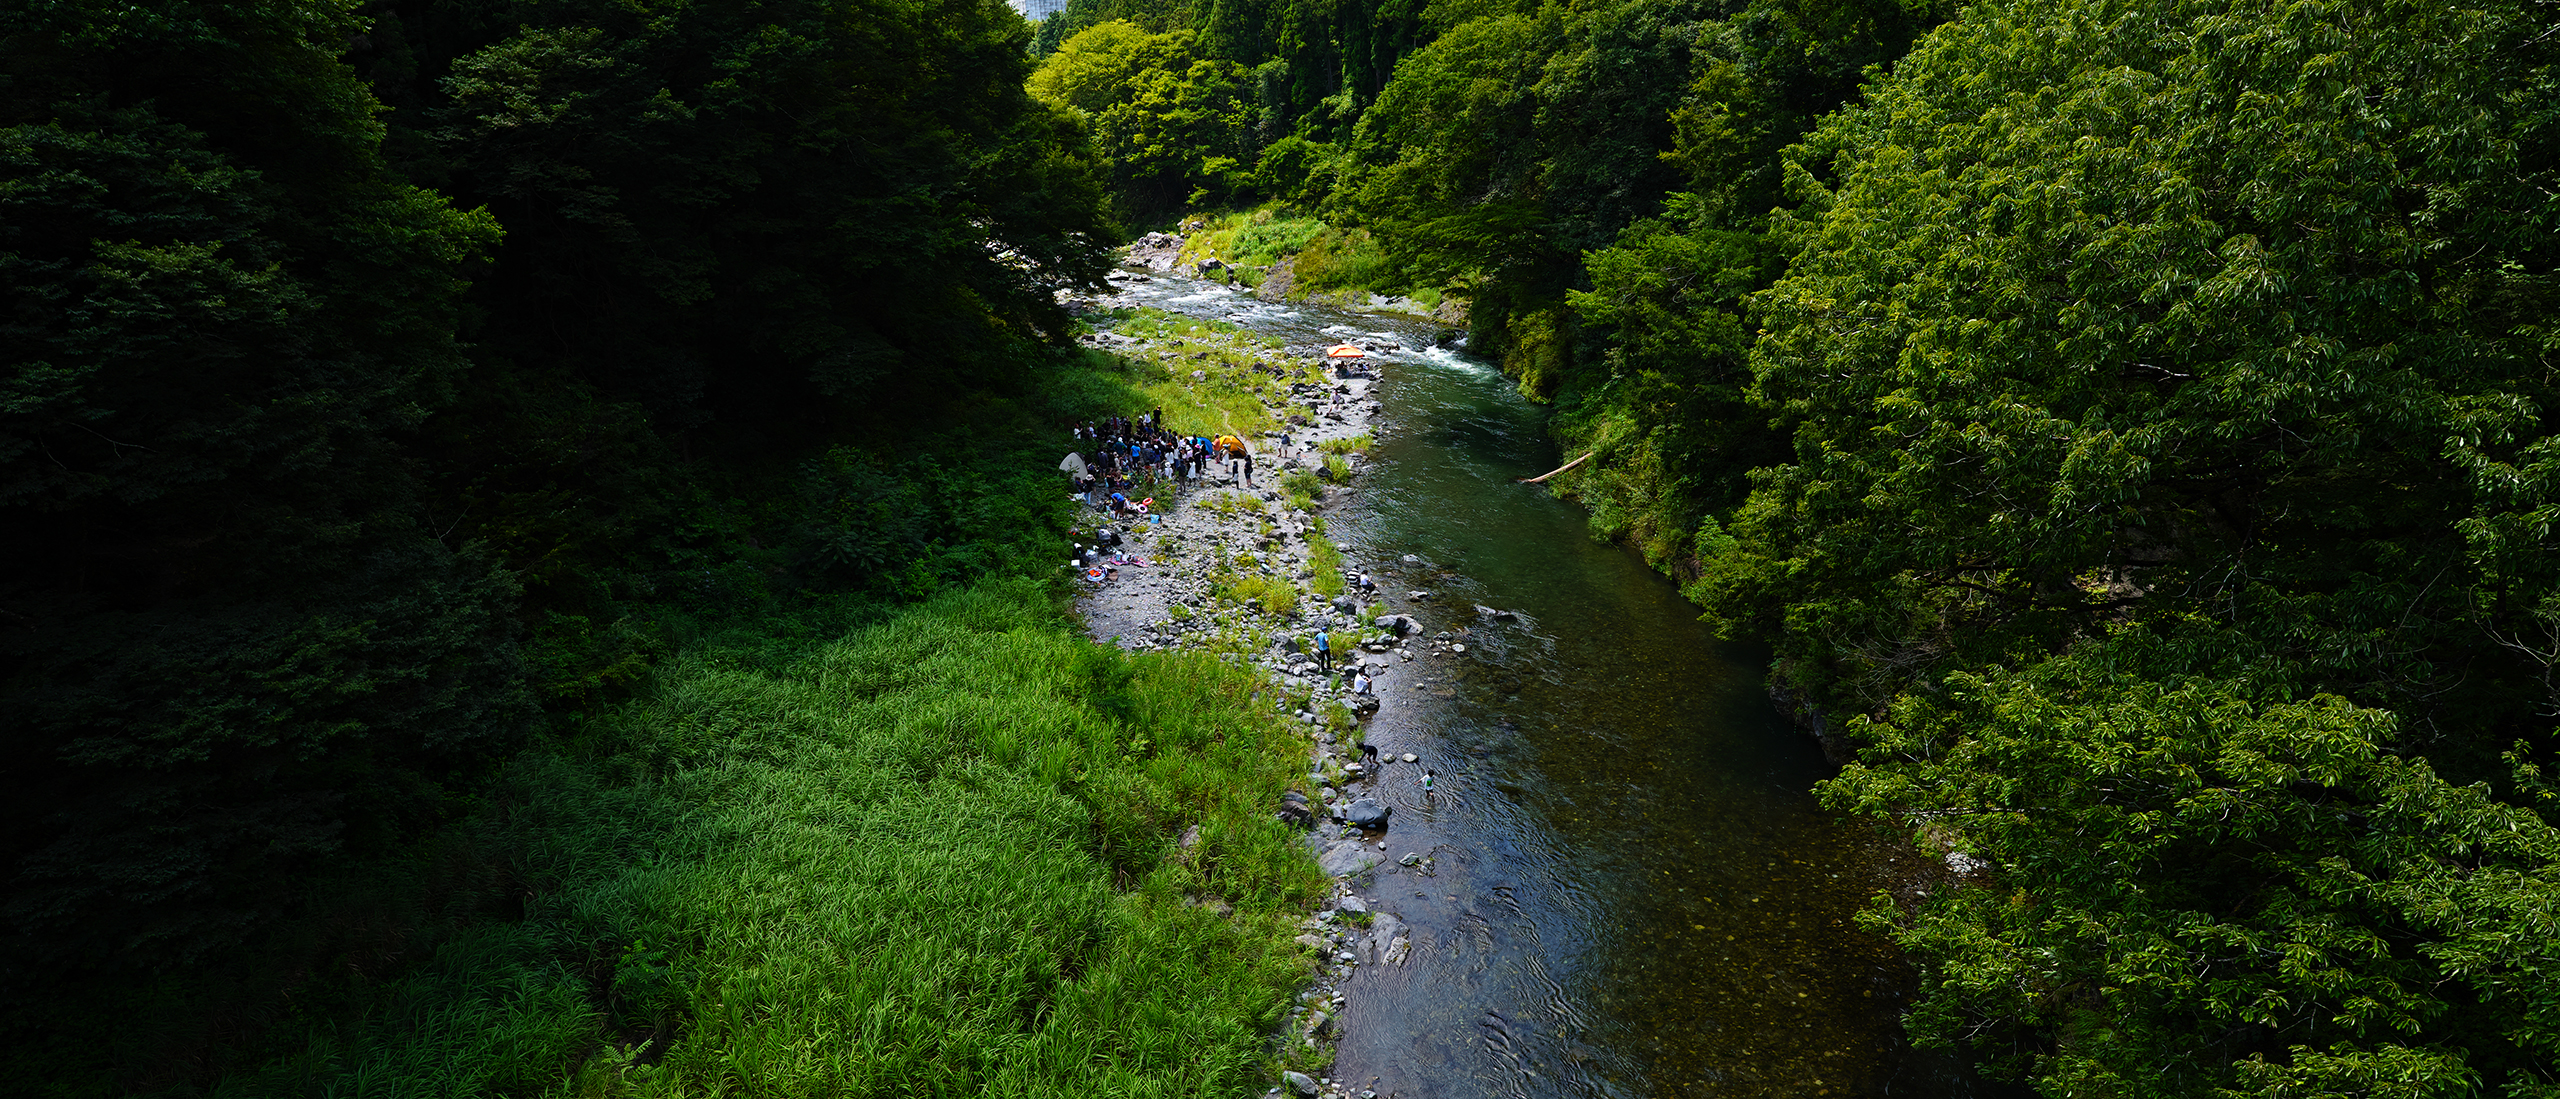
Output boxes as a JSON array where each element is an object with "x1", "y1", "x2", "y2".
[{"x1": 1104, "y1": 273, "x2": 1999, "y2": 1099}]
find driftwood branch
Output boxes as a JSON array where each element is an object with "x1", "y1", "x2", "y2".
[{"x1": 1519, "y1": 451, "x2": 1593, "y2": 484}]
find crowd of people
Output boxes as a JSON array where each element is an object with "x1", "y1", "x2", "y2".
[
  {"x1": 1065, "y1": 409, "x2": 1260, "y2": 586},
  {"x1": 1068, "y1": 409, "x2": 1258, "y2": 518}
]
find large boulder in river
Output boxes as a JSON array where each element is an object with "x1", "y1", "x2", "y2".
[
  {"x1": 1341, "y1": 798, "x2": 1391, "y2": 827},
  {"x1": 1126, "y1": 231, "x2": 1186, "y2": 272}
]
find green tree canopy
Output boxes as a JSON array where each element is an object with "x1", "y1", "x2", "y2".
[
  {"x1": 1032, "y1": 21, "x2": 1255, "y2": 218},
  {"x1": 0, "y1": 0, "x2": 1118, "y2": 998},
  {"x1": 1694, "y1": 0, "x2": 2560, "y2": 1091},
  {"x1": 0, "y1": 0, "x2": 526, "y2": 980},
  {"x1": 434, "y1": 0, "x2": 1108, "y2": 433}
]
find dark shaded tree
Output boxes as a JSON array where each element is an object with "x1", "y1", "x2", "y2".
[{"x1": 0, "y1": 0, "x2": 528, "y2": 981}]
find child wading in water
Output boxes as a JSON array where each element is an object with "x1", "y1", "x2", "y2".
[{"x1": 1417, "y1": 769, "x2": 1435, "y2": 792}]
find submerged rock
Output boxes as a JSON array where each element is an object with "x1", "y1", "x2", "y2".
[
  {"x1": 1341, "y1": 798, "x2": 1391, "y2": 827},
  {"x1": 1318, "y1": 840, "x2": 1383, "y2": 877}
]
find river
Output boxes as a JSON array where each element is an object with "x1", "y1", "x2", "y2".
[{"x1": 1104, "y1": 272, "x2": 1999, "y2": 1099}]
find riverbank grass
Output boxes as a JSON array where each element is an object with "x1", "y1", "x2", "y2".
[
  {"x1": 1173, "y1": 207, "x2": 1430, "y2": 308},
  {"x1": 217, "y1": 580, "x2": 1325, "y2": 1096},
  {"x1": 1091, "y1": 310, "x2": 1309, "y2": 438}
]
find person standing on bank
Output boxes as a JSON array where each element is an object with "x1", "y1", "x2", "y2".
[{"x1": 1314, "y1": 629, "x2": 1330, "y2": 675}]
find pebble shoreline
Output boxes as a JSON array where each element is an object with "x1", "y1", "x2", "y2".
[{"x1": 1070, "y1": 256, "x2": 1449, "y2": 1099}]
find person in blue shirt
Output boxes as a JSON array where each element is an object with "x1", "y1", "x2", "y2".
[{"x1": 1314, "y1": 629, "x2": 1330, "y2": 675}]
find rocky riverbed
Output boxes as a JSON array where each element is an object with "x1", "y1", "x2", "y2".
[
  {"x1": 1071, "y1": 264, "x2": 1460, "y2": 1099},
  {"x1": 1072, "y1": 254, "x2": 1989, "y2": 1099}
]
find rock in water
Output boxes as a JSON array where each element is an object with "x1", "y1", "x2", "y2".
[
  {"x1": 1285, "y1": 1071, "x2": 1319, "y2": 1096},
  {"x1": 1342, "y1": 798, "x2": 1391, "y2": 827},
  {"x1": 1318, "y1": 840, "x2": 1383, "y2": 877},
  {"x1": 1370, "y1": 912, "x2": 1405, "y2": 955}
]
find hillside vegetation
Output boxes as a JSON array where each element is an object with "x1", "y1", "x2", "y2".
[
  {"x1": 1, "y1": 0, "x2": 1336, "y2": 1094},
  {"x1": 203, "y1": 585, "x2": 1320, "y2": 1097},
  {"x1": 1030, "y1": 0, "x2": 2560, "y2": 1092}
]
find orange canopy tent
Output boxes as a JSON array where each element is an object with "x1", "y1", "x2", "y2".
[{"x1": 1324, "y1": 344, "x2": 1367, "y2": 358}]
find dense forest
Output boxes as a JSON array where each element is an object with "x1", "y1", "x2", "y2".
[
  {"x1": 1034, "y1": 0, "x2": 2560, "y2": 1093},
  {"x1": 11, "y1": 0, "x2": 2560, "y2": 1093},
  {"x1": 3, "y1": 0, "x2": 1334, "y2": 1093}
]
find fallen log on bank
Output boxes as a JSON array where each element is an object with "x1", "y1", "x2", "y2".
[{"x1": 1519, "y1": 451, "x2": 1594, "y2": 484}]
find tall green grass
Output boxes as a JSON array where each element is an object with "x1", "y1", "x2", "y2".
[
  {"x1": 1097, "y1": 311, "x2": 1306, "y2": 438},
  {"x1": 1177, "y1": 209, "x2": 1325, "y2": 269},
  {"x1": 1306, "y1": 537, "x2": 1345, "y2": 600},
  {"x1": 1227, "y1": 213, "x2": 1325, "y2": 266},
  {"x1": 213, "y1": 581, "x2": 1324, "y2": 1097},
  {"x1": 1176, "y1": 207, "x2": 1424, "y2": 307},
  {"x1": 1287, "y1": 227, "x2": 1394, "y2": 299}
]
